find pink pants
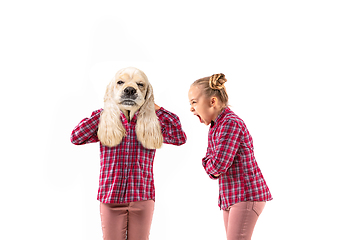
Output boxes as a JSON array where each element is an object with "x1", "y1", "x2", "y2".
[
  {"x1": 223, "y1": 201, "x2": 266, "y2": 240},
  {"x1": 100, "y1": 200, "x2": 155, "y2": 240}
]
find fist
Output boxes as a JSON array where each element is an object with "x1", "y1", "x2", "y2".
[{"x1": 154, "y1": 104, "x2": 161, "y2": 110}]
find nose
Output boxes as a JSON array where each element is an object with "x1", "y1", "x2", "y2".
[
  {"x1": 190, "y1": 105, "x2": 195, "y2": 112},
  {"x1": 124, "y1": 87, "x2": 136, "y2": 96}
]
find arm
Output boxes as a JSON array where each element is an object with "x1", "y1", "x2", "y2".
[
  {"x1": 202, "y1": 120, "x2": 242, "y2": 179},
  {"x1": 70, "y1": 109, "x2": 102, "y2": 145},
  {"x1": 156, "y1": 106, "x2": 187, "y2": 146}
]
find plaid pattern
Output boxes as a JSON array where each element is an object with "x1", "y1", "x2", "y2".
[
  {"x1": 71, "y1": 107, "x2": 187, "y2": 203},
  {"x1": 202, "y1": 107, "x2": 272, "y2": 210}
]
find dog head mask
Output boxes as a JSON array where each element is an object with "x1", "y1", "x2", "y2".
[{"x1": 97, "y1": 67, "x2": 163, "y2": 149}]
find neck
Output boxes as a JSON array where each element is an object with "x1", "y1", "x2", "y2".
[
  {"x1": 212, "y1": 105, "x2": 226, "y2": 121},
  {"x1": 122, "y1": 109, "x2": 137, "y2": 123}
]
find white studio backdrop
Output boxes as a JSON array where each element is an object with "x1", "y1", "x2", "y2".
[{"x1": 1, "y1": 1, "x2": 338, "y2": 239}]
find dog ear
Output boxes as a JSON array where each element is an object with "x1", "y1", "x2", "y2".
[
  {"x1": 136, "y1": 83, "x2": 163, "y2": 149},
  {"x1": 98, "y1": 80, "x2": 126, "y2": 147}
]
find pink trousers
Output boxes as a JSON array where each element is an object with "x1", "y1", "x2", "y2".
[
  {"x1": 100, "y1": 200, "x2": 155, "y2": 240},
  {"x1": 223, "y1": 201, "x2": 266, "y2": 240}
]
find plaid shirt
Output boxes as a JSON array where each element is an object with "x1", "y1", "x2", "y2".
[
  {"x1": 71, "y1": 107, "x2": 186, "y2": 203},
  {"x1": 202, "y1": 107, "x2": 272, "y2": 210}
]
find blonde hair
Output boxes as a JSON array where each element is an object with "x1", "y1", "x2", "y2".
[{"x1": 192, "y1": 73, "x2": 228, "y2": 106}]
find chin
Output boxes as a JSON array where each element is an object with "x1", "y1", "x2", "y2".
[{"x1": 119, "y1": 102, "x2": 139, "y2": 110}]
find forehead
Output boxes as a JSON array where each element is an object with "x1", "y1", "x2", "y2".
[
  {"x1": 118, "y1": 72, "x2": 145, "y2": 82},
  {"x1": 188, "y1": 85, "x2": 204, "y2": 99}
]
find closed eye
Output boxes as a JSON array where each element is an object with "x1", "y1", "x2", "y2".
[{"x1": 137, "y1": 82, "x2": 144, "y2": 87}]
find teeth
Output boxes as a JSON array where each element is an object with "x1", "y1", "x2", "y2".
[{"x1": 121, "y1": 100, "x2": 135, "y2": 105}]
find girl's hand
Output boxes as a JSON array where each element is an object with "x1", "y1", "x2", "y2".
[
  {"x1": 213, "y1": 174, "x2": 220, "y2": 177},
  {"x1": 154, "y1": 104, "x2": 161, "y2": 110}
]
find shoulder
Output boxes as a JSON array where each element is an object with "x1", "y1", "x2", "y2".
[
  {"x1": 90, "y1": 108, "x2": 103, "y2": 117},
  {"x1": 93, "y1": 108, "x2": 103, "y2": 114},
  {"x1": 223, "y1": 108, "x2": 245, "y2": 125},
  {"x1": 218, "y1": 109, "x2": 246, "y2": 134},
  {"x1": 156, "y1": 107, "x2": 180, "y2": 121}
]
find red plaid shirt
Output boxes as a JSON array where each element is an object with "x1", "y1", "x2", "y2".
[
  {"x1": 203, "y1": 107, "x2": 272, "y2": 210},
  {"x1": 71, "y1": 107, "x2": 186, "y2": 203}
]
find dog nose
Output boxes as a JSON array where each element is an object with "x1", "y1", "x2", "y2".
[{"x1": 124, "y1": 87, "x2": 136, "y2": 96}]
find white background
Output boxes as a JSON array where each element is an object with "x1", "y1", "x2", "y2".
[{"x1": 1, "y1": 0, "x2": 338, "y2": 239}]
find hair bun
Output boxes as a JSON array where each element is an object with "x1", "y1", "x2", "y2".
[{"x1": 209, "y1": 73, "x2": 227, "y2": 90}]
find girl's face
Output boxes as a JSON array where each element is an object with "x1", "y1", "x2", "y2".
[{"x1": 188, "y1": 85, "x2": 217, "y2": 125}]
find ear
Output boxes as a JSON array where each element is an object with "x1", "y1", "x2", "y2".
[
  {"x1": 97, "y1": 80, "x2": 126, "y2": 147},
  {"x1": 136, "y1": 83, "x2": 163, "y2": 149},
  {"x1": 211, "y1": 97, "x2": 218, "y2": 107}
]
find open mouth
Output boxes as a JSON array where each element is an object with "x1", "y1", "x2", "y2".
[
  {"x1": 196, "y1": 114, "x2": 204, "y2": 123},
  {"x1": 121, "y1": 100, "x2": 136, "y2": 106}
]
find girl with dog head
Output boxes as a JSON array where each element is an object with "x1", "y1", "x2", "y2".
[
  {"x1": 71, "y1": 67, "x2": 187, "y2": 240},
  {"x1": 188, "y1": 73, "x2": 272, "y2": 240}
]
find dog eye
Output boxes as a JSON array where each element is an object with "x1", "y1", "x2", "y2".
[
  {"x1": 117, "y1": 81, "x2": 124, "y2": 85},
  {"x1": 137, "y1": 83, "x2": 144, "y2": 87}
]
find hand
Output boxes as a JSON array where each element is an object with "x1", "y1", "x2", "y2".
[
  {"x1": 213, "y1": 174, "x2": 220, "y2": 177},
  {"x1": 154, "y1": 103, "x2": 161, "y2": 110}
]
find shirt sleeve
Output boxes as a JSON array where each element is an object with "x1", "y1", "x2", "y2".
[
  {"x1": 156, "y1": 107, "x2": 187, "y2": 146},
  {"x1": 70, "y1": 109, "x2": 102, "y2": 145},
  {"x1": 202, "y1": 120, "x2": 242, "y2": 179}
]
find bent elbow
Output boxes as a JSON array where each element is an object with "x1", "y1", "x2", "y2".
[
  {"x1": 70, "y1": 134, "x2": 82, "y2": 145},
  {"x1": 178, "y1": 133, "x2": 187, "y2": 145}
]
